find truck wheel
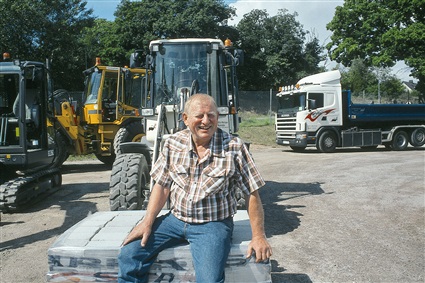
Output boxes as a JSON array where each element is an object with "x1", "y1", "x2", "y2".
[
  {"x1": 114, "y1": 121, "x2": 144, "y2": 155},
  {"x1": 410, "y1": 128, "x2": 425, "y2": 147},
  {"x1": 392, "y1": 131, "x2": 409, "y2": 151},
  {"x1": 317, "y1": 131, "x2": 337, "y2": 153},
  {"x1": 109, "y1": 153, "x2": 149, "y2": 210}
]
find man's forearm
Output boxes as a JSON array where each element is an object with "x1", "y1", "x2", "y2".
[
  {"x1": 247, "y1": 191, "x2": 266, "y2": 238},
  {"x1": 144, "y1": 183, "x2": 170, "y2": 225}
]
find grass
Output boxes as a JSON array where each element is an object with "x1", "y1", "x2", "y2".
[{"x1": 238, "y1": 111, "x2": 277, "y2": 147}]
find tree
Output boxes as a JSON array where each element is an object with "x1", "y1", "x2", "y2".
[
  {"x1": 80, "y1": 19, "x2": 124, "y2": 67},
  {"x1": 339, "y1": 59, "x2": 405, "y2": 103},
  {"x1": 237, "y1": 9, "x2": 323, "y2": 90},
  {"x1": 109, "y1": 0, "x2": 237, "y2": 66},
  {"x1": 326, "y1": 0, "x2": 425, "y2": 93},
  {"x1": 0, "y1": 0, "x2": 95, "y2": 90}
]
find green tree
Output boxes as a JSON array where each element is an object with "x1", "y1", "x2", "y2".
[
  {"x1": 80, "y1": 19, "x2": 124, "y2": 67},
  {"x1": 326, "y1": 0, "x2": 425, "y2": 93},
  {"x1": 340, "y1": 59, "x2": 405, "y2": 103},
  {"x1": 0, "y1": 0, "x2": 95, "y2": 90},
  {"x1": 237, "y1": 9, "x2": 323, "y2": 90},
  {"x1": 109, "y1": 0, "x2": 237, "y2": 66}
]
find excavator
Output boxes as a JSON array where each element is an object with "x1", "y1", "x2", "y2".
[{"x1": 0, "y1": 53, "x2": 62, "y2": 212}]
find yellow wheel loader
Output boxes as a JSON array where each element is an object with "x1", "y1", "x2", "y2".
[{"x1": 52, "y1": 59, "x2": 147, "y2": 166}]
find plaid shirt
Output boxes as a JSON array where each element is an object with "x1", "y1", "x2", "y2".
[{"x1": 151, "y1": 128, "x2": 265, "y2": 223}]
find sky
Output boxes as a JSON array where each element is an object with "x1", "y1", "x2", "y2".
[{"x1": 85, "y1": 0, "x2": 414, "y2": 82}]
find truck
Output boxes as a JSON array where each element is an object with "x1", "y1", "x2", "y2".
[
  {"x1": 109, "y1": 38, "x2": 245, "y2": 210},
  {"x1": 51, "y1": 58, "x2": 147, "y2": 166},
  {"x1": 275, "y1": 70, "x2": 425, "y2": 153},
  {"x1": 0, "y1": 53, "x2": 62, "y2": 211}
]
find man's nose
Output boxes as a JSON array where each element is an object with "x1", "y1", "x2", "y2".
[{"x1": 201, "y1": 114, "x2": 209, "y2": 123}]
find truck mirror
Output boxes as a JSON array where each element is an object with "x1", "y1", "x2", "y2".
[{"x1": 308, "y1": 99, "x2": 316, "y2": 110}]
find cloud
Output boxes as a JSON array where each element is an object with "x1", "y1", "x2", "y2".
[{"x1": 229, "y1": 0, "x2": 343, "y2": 45}]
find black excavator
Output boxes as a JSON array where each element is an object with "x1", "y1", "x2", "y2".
[{"x1": 0, "y1": 53, "x2": 62, "y2": 212}]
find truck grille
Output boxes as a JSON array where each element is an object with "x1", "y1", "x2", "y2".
[{"x1": 276, "y1": 117, "x2": 296, "y2": 140}]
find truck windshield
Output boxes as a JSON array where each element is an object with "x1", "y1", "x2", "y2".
[
  {"x1": 277, "y1": 92, "x2": 306, "y2": 116},
  {"x1": 150, "y1": 42, "x2": 223, "y2": 108},
  {"x1": 0, "y1": 74, "x2": 19, "y2": 116}
]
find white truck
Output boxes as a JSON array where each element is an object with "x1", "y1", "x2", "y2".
[{"x1": 275, "y1": 70, "x2": 425, "y2": 152}]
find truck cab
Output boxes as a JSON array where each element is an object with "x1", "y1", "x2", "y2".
[{"x1": 275, "y1": 70, "x2": 343, "y2": 151}]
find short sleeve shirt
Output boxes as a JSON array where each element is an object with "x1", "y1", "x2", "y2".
[{"x1": 150, "y1": 128, "x2": 265, "y2": 223}]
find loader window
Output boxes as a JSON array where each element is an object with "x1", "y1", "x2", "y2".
[
  {"x1": 85, "y1": 71, "x2": 102, "y2": 104},
  {"x1": 125, "y1": 72, "x2": 145, "y2": 108},
  {"x1": 150, "y1": 42, "x2": 224, "y2": 110}
]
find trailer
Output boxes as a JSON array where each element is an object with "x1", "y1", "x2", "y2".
[{"x1": 275, "y1": 70, "x2": 425, "y2": 152}]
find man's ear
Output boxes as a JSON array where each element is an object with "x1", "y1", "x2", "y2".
[{"x1": 182, "y1": 113, "x2": 188, "y2": 125}]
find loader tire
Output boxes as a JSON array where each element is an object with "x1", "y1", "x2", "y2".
[
  {"x1": 114, "y1": 121, "x2": 144, "y2": 155},
  {"x1": 51, "y1": 133, "x2": 68, "y2": 168},
  {"x1": 109, "y1": 153, "x2": 149, "y2": 210},
  {"x1": 95, "y1": 154, "x2": 115, "y2": 166}
]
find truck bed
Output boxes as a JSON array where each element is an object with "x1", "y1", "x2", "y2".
[{"x1": 348, "y1": 103, "x2": 425, "y2": 123}]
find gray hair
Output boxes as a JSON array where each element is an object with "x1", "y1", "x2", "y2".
[{"x1": 184, "y1": 93, "x2": 218, "y2": 115}]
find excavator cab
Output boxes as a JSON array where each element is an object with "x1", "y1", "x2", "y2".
[
  {"x1": 0, "y1": 60, "x2": 55, "y2": 172},
  {"x1": 0, "y1": 56, "x2": 61, "y2": 211}
]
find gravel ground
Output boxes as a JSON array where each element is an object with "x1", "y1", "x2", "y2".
[{"x1": 1, "y1": 145, "x2": 424, "y2": 283}]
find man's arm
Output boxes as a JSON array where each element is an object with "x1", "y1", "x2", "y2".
[
  {"x1": 246, "y1": 190, "x2": 273, "y2": 262},
  {"x1": 122, "y1": 183, "x2": 170, "y2": 247}
]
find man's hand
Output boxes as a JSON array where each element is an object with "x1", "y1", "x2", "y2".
[
  {"x1": 121, "y1": 183, "x2": 170, "y2": 247},
  {"x1": 122, "y1": 219, "x2": 152, "y2": 247},
  {"x1": 246, "y1": 191, "x2": 272, "y2": 262},
  {"x1": 246, "y1": 235, "x2": 273, "y2": 263}
]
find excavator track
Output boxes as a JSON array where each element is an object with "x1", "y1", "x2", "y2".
[{"x1": 0, "y1": 168, "x2": 62, "y2": 212}]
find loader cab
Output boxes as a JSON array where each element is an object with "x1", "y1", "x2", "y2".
[
  {"x1": 0, "y1": 60, "x2": 54, "y2": 170},
  {"x1": 82, "y1": 62, "x2": 146, "y2": 124},
  {"x1": 141, "y1": 38, "x2": 243, "y2": 134}
]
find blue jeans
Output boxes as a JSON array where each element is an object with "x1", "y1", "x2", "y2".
[{"x1": 118, "y1": 212, "x2": 234, "y2": 283}]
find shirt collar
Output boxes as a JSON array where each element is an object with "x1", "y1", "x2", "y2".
[{"x1": 185, "y1": 128, "x2": 225, "y2": 158}]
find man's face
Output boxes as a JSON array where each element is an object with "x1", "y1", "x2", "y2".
[{"x1": 183, "y1": 98, "x2": 218, "y2": 146}]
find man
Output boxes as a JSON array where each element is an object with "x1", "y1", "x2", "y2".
[{"x1": 118, "y1": 93, "x2": 272, "y2": 283}]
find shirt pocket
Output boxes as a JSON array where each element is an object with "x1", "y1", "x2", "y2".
[
  {"x1": 202, "y1": 166, "x2": 227, "y2": 196},
  {"x1": 169, "y1": 163, "x2": 189, "y2": 190}
]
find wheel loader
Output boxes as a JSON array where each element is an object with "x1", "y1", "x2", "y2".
[
  {"x1": 51, "y1": 58, "x2": 147, "y2": 166},
  {"x1": 0, "y1": 53, "x2": 62, "y2": 212},
  {"x1": 109, "y1": 38, "x2": 246, "y2": 210}
]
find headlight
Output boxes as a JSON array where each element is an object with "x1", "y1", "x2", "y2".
[{"x1": 141, "y1": 108, "x2": 154, "y2": 116}]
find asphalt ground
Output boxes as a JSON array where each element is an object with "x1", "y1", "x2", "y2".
[{"x1": 1, "y1": 145, "x2": 424, "y2": 282}]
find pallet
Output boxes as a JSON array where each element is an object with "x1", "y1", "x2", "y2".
[{"x1": 47, "y1": 210, "x2": 271, "y2": 282}]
